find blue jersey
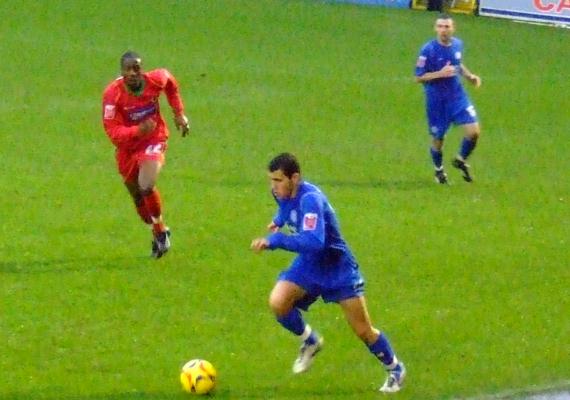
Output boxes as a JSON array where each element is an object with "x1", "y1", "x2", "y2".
[
  {"x1": 267, "y1": 181, "x2": 364, "y2": 304},
  {"x1": 415, "y1": 37, "x2": 477, "y2": 137},
  {"x1": 415, "y1": 37, "x2": 468, "y2": 102},
  {"x1": 267, "y1": 181, "x2": 352, "y2": 264}
]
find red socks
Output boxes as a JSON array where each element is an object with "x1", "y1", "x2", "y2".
[
  {"x1": 142, "y1": 189, "x2": 167, "y2": 234},
  {"x1": 136, "y1": 203, "x2": 152, "y2": 225}
]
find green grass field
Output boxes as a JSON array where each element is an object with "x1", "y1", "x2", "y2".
[{"x1": 1, "y1": 1, "x2": 568, "y2": 399}]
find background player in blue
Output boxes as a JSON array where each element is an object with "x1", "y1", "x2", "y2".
[
  {"x1": 250, "y1": 153, "x2": 406, "y2": 393},
  {"x1": 415, "y1": 14, "x2": 482, "y2": 184}
]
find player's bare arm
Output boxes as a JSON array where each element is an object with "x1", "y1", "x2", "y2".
[
  {"x1": 174, "y1": 114, "x2": 190, "y2": 137},
  {"x1": 267, "y1": 221, "x2": 279, "y2": 232},
  {"x1": 416, "y1": 62, "x2": 457, "y2": 83},
  {"x1": 251, "y1": 238, "x2": 269, "y2": 253},
  {"x1": 460, "y1": 64, "x2": 481, "y2": 88}
]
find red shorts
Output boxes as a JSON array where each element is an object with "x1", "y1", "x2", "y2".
[{"x1": 116, "y1": 141, "x2": 168, "y2": 183}]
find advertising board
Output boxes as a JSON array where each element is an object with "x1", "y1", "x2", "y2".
[{"x1": 479, "y1": 0, "x2": 570, "y2": 26}]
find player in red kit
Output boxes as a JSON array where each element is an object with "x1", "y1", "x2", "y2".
[{"x1": 102, "y1": 51, "x2": 190, "y2": 258}]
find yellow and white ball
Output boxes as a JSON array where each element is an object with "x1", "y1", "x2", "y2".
[{"x1": 180, "y1": 359, "x2": 217, "y2": 395}]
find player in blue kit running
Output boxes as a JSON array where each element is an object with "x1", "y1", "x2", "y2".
[
  {"x1": 250, "y1": 153, "x2": 405, "y2": 393},
  {"x1": 415, "y1": 14, "x2": 482, "y2": 184}
]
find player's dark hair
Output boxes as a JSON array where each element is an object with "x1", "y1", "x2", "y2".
[
  {"x1": 120, "y1": 51, "x2": 141, "y2": 68},
  {"x1": 269, "y1": 153, "x2": 300, "y2": 178},
  {"x1": 437, "y1": 13, "x2": 452, "y2": 20}
]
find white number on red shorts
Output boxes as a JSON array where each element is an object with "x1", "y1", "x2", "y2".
[{"x1": 145, "y1": 143, "x2": 163, "y2": 155}]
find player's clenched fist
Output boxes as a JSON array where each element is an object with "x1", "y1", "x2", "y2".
[{"x1": 138, "y1": 119, "x2": 157, "y2": 135}]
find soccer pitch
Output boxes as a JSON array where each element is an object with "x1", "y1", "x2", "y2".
[{"x1": 1, "y1": 1, "x2": 568, "y2": 399}]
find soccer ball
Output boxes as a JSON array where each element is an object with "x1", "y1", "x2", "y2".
[{"x1": 180, "y1": 359, "x2": 217, "y2": 395}]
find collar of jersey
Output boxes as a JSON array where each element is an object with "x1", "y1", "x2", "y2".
[{"x1": 125, "y1": 79, "x2": 146, "y2": 96}]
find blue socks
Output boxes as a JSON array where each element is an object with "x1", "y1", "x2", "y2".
[
  {"x1": 277, "y1": 309, "x2": 319, "y2": 345},
  {"x1": 368, "y1": 332, "x2": 397, "y2": 367},
  {"x1": 277, "y1": 309, "x2": 306, "y2": 336},
  {"x1": 432, "y1": 138, "x2": 476, "y2": 169},
  {"x1": 459, "y1": 138, "x2": 477, "y2": 160},
  {"x1": 430, "y1": 147, "x2": 443, "y2": 169},
  {"x1": 279, "y1": 312, "x2": 399, "y2": 369}
]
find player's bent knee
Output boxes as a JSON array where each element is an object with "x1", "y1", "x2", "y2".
[
  {"x1": 139, "y1": 186, "x2": 155, "y2": 196},
  {"x1": 464, "y1": 124, "x2": 480, "y2": 141},
  {"x1": 268, "y1": 295, "x2": 291, "y2": 317}
]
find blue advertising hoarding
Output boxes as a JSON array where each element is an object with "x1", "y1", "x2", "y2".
[{"x1": 479, "y1": 0, "x2": 570, "y2": 26}]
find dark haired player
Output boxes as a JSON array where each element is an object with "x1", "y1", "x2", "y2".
[
  {"x1": 102, "y1": 51, "x2": 190, "y2": 258},
  {"x1": 415, "y1": 14, "x2": 482, "y2": 184},
  {"x1": 251, "y1": 153, "x2": 406, "y2": 393}
]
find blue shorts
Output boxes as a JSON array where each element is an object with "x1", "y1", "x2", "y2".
[
  {"x1": 427, "y1": 102, "x2": 478, "y2": 140},
  {"x1": 277, "y1": 255, "x2": 365, "y2": 310}
]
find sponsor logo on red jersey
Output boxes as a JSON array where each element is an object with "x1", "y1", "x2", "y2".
[
  {"x1": 302, "y1": 213, "x2": 318, "y2": 231},
  {"x1": 104, "y1": 104, "x2": 116, "y2": 119},
  {"x1": 128, "y1": 103, "x2": 157, "y2": 122}
]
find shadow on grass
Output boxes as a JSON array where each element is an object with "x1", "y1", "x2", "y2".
[
  {"x1": 0, "y1": 256, "x2": 151, "y2": 274},
  {"x1": 216, "y1": 384, "x2": 372, "y2": 399},
  {"x1": 0, "y1": 393, "x2": 180, "y2": 400},
  {"x1": 1, "y1": 385, "x2": 372, "y2": 399}
]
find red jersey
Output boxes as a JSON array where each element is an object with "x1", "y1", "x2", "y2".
[{"x1": 102, "y1": 69, "x2": 185, "y2": 151}]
